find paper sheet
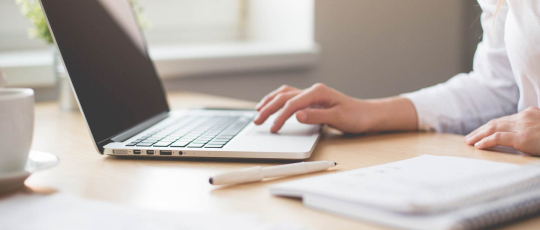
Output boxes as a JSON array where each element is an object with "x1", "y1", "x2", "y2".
[
  {"x1": 271, "y1": 155, "x2": 520, "y2": 213},
  {"x1": 0, "y1": 192, "x2": 307, "y2": 230},
  {"x1": 270, "y1": 155, "x2": 532, "y2": 230}
]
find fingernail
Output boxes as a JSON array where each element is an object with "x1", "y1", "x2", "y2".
[
  {"x1": 474, "y1": 142, "x2": 481, "y2": 147},
  {"x1": 253, "y1": 114, "x2": 261, "y2": 125},
  {"x1": 296, "y1": 111, "x2": 307, "y2": 122},
  {"x1": 271, "y1": 123, "x2": 278, "y2": 133}
]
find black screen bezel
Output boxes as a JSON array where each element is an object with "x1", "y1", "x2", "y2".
[{"x1": 39, "y1": 0, "x2": 170, "y2": 153}]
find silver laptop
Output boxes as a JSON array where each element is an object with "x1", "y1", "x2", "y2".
[{"x1": 39, "y1": 0, "x2": 321, "y2": 159}]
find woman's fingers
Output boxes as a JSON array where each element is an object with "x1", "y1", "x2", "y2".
[
  {"x1": 465, "y1": 121, "x2": 514, "y2": 145},
  {"x1": 465, "y1": 116, "x2": 515, "y2": 142},
  {"x1": 255, "y1": 85, "x2": 299, "y2": 111},
  {"x1": 271, "y1": 84, "x2": 331, "y2": 133},
  {"x1": 471, "y1": 108, "x2": 540, "y2": 155},
  {"x1": 465, "y1": 127, "x2": 483, "y2": 141},
  {"x1": 295, "y1": 108, "x2": 337, "y2": 125},
  {"x1": 474, "y1": 132, "x2": 517, "y2": 149},
  {"x1": 253, "y1": 91, "x2": 300, "y2": 125}
]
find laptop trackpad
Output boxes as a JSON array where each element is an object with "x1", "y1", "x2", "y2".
[
  {"x1": 225, "y1": 115, "x2": 320, "y2": 154},
  {"x1": 247, "y1": 115, "x2": 320, "y2": 136}
]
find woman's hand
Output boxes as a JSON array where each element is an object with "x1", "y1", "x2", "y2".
[
  {"x1": 465, "y1": 107, "x2": 540, "y2": 155},
  {"x1": 253, "y1": 83, "x2": 418, "y2": 133}
]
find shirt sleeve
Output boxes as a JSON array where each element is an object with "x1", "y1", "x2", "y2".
[{"x1": 401, "y1": 0, "x2": 519, "y2": 135}]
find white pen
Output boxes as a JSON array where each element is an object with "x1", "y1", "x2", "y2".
[{"x1": 209, "y1": 161, "x2": 338, "y2": 185}]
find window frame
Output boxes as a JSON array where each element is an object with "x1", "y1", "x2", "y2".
[{"x1": 0, "y1": 0, "x2": 319, "y2": 88}]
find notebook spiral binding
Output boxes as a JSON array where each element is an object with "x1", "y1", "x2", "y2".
[
  {"x1": 449, "y1": 162, "x2": 540, "y2": 230},
  {"x1": 455, "y1": 190, "x2": 540, "y2": 230}
]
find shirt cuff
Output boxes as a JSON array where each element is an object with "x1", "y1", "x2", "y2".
[{"x1": 401, "y1": 91, "x2": 438, "y2": 132}]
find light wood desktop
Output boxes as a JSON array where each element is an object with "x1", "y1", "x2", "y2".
[{"x1": 23, "y1": 92, "x2": 540, "y2": 230}]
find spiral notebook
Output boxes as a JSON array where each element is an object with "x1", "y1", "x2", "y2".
[{"x1": 270, "y1": 155, "x2": 540, "y2": 230}]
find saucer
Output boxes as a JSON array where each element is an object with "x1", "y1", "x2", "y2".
[{"x1": 0, "y1": 151, "x2": 59, "y2": 193}]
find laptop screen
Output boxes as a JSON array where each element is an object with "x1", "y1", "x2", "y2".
[{"x1": 40, "y1": 0, "x2": 169, "y2": 146}]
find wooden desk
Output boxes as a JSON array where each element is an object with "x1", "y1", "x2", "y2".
[{"x1": 24, "y1": 92, "x2": 540, "y2": 230}]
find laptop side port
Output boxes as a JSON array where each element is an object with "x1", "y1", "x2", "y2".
[
  {"x1": 133, "y1": 150, "x2": 141, "y2": 155},
  {"x1": 178, "y1": 151, "x2": 183, "y2": 155},
  {"x1": 160, "y1": 150, "x2": 172, "y2": 155},
  {"x1": 146, "y1": 150, "x2": 154, "y2": 155},
  {"x1": 113, "y1": 149, "x2": 128, "y2": 154}
]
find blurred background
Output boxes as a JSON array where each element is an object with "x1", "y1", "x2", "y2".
[{"x1": 0, "y1": 0, "x2": 482, "y2": 102}]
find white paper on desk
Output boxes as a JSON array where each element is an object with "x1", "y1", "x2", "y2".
[
  {"x1": 270, "y1": 155, "x2": 531, "y2": 230},
  {"x1": 0, "y1": 193, "x2": 307, "y2": 230},
  {"x1": 303, "y1": 185, "x2": 540, "y2": 230},
  {"x1": 271, "y1": 155, "x2": 520, "y2": 213}
]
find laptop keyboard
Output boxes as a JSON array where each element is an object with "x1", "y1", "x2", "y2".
[{"x1": 125, "y1": 114, "x2": 254, "y2": 149}]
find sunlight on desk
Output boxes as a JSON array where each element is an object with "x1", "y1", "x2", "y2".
[{"x1": 23, "y1": 92, "x2": 540, "y2": 230}]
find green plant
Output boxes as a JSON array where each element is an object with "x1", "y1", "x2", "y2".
[{"x1": 15, "y1": 0, "x2": 150, "y2": 44}]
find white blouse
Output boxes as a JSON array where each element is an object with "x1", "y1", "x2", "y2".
[{"x1": 403, "y1": 0, "x2": 540, "y2": 135}]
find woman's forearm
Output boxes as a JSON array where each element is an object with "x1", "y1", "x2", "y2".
[{"x1": 364, "y1": 97, "x2": 418, "y2": 132}]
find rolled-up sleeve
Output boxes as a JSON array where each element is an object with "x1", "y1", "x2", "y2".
[{"x1": 401, "y1": 0, "x2": 519, "y2": 135}]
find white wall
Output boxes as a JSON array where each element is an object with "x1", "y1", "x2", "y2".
[{"x1": 164, "y1": 0, "x2": 482, "y2": 101}]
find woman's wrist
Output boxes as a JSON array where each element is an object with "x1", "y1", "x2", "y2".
[{"x1": 364, "y1": 97, "x2": 418, "y2": 132}]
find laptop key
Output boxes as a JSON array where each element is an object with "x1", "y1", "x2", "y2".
[
  {"x1": 144, "y1": 138, "x2": 160, "y2": 142},
  {"x1": 213, "y1": 138, "x2": 230, "y2": 141},
  {"x1": 195, "y1": 137, "x2": 212, "y2": 141},
  {"x1": 156, "y1": 141, "x2": 173, "y2": 144},
  {"x1": 208, "y1": 141, "x2": 227, "y2": 145},
  {"x1": 204, "y1": 144, "x2": 223, "y2": 148},
  {"x1": 170, "y1": 142, "x2": 189, "y2": 147},
  {"x1": 192, "y1": 141, "x2": 208, "y2": 145},
  {"x1": 161, "y1": 138, "x2": 177, "y2": 142},
  {"x1": 136, "y1": 143, "x2": 153, "y2": 147},
  {"x1": 140, "y1": 141, "x2": 157, "y2": 145},
  {"x1": 187, "y1": 143, "x2": 204, "y2": 148}
]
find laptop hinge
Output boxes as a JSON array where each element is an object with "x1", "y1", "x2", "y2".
[{"x1": 110, "y1": 112, "x2": 169, "y2": 142}]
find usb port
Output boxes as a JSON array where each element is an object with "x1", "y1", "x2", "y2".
[
  {"x1": 113, "y1": 149, "x2": 128, "y2": 154},
  {"x1": 146, "y1": 150, "x2": 154, "y2": 155},
  {"x1": 133, "y1": 150, "x2": 141, "y2": 155},
  {"x1": 160, "y1": 150, "x2": 172, "y2": 155}
]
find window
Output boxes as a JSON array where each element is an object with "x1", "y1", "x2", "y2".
[
  {"x1": 140, "y1": 0, "x2": 243, "y2": 45},
  {"x1": 0, "y1": 0, "x2": 318, "y2": 87},
  {"x1": 0, "y1": 0, "x2": 47, "y2": 51},
  {"x1": 0, "y1": 0, "x2": 243, "y2": 50}
]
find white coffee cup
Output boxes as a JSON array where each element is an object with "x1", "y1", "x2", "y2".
[{"x1": 0, "y1": 88, "x2": 34, "y2": 173}]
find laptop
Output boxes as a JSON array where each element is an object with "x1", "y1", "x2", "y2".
[{"x1": 39, "y1": 0, "x2": 321, "y2": 159}]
